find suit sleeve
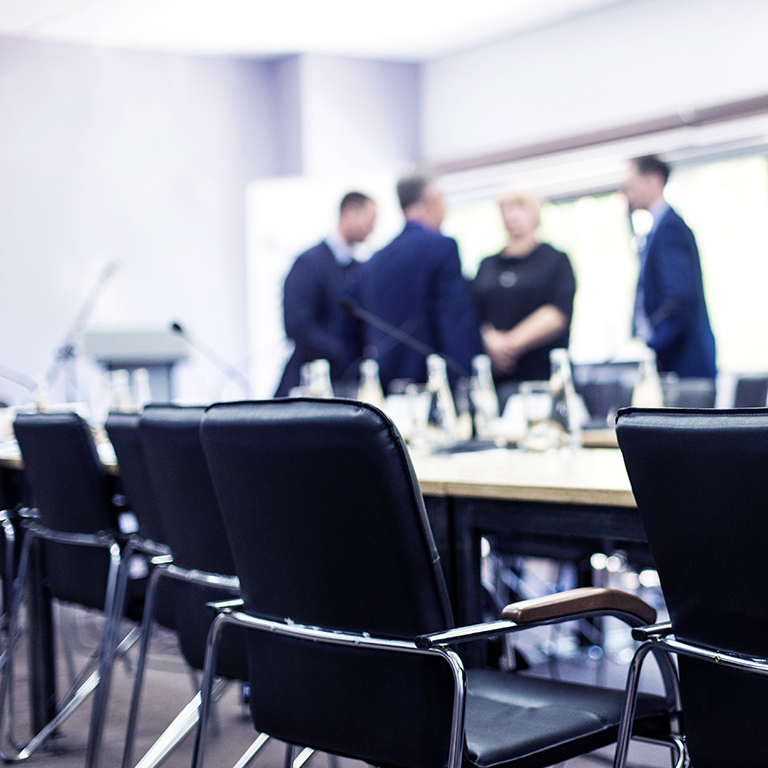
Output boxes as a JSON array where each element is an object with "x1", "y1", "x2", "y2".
[
  {"x1": 432, "y1": 238, "x2": 483, "y2": 377},
  {"x1": 283, "y1": 256, "x2": 347, "y2": 366},
  {"x1": 646, "y1": 222, "x2": 699, "y2": 354}
]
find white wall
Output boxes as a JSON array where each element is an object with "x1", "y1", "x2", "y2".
[
  {"x1": 0, "y1": 37, "x2": 277, "y2": 410},
  {"x1": 300, "y1": 54, "x2": 420, "y2": 175},
  {"x1": 421, "y1": 0, "x2": 768, "y2": 163}
]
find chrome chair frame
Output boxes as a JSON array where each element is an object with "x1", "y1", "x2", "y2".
[
  {"x1": 122, "y1": 561, "x2": 270, "y2": 768},
  {"x1": 614, "y1": 621, "x2": 768, "y2": 768},
  {"x1": 192, "y1": 606, "x2": 466, "y2": 768},
  {"x1": 193, "y1": 596, "x2": 684, "y2": 768},
  {"x1": 0, "y1": 508, "x2": 18, "y2": 746},
  {"x1": 0, "y1": 518, "x2": 139, "y2": 765}
]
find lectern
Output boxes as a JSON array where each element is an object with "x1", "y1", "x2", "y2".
[{"x1": 83, "y1": 331, "x2": 188, "y2": 401}]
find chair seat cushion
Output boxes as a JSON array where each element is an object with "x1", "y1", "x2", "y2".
[{"x1": 464, "y1": 669, "x2": 669, "y2": 768}]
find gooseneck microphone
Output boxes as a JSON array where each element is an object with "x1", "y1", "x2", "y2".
[
  {"x1": 0, "y1": 364, "x2": 36, "y2": 394},
  {"x1": 170, "y1": 322, "x2": 252, "y2": 398},
  {"x1": 339, "y1": 299, "x2": 468, "y2": 377},
  {"x1": 46, "y1": 259, "x2": 121, "y2": 400}
]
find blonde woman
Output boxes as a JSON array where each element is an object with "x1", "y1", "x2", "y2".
[{"x1": 472, "y1": 191, "x2": 575, "y2": 389}]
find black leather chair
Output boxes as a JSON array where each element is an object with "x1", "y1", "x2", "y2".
[
  {"x1": 104, "y1": 412, "x2": 176, "y2": 631},
  {"x1": 122, "y1": 405, "x2": 264, "y2": 768},
  {"x1": 572, "y1": 362, "x2": 639, "y2": 426},
  {"x1": 733, "y1": 374, "x2": 768, "y2": 407},
  {"x1": 659, "y1": 374, "x2": 716, "y2": 408},
  {"x1": 10, "y1": 412, "x2": 144, "y2": 767},
  {"x1": 196, "y1": 398, "x2": 680, "y2": 768},
  {"x1": 105, "y1": 411, "x2": 169, "y2": 553},
  {"x1": 615, "y1": 407, "x2": 768, "y2": 768}
]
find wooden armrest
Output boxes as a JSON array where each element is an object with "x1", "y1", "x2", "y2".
[{"x1": 501, "y1": 587, "x2": 657, "y2": 626}]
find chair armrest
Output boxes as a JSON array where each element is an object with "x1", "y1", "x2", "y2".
[
  {"x1": 502, "y1": 587, "x2": 657, "y2": 626},
  {"x1": 206, "y1": 598, "x2": 245, "y2": 612},
  {"x1": 416, "y1": 587, "x2": 656, "y2": 649},
  {"x1": 631, "y1": 622, "x2": 673, "y2": 641}
]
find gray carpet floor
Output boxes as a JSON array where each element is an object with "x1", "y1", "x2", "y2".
[{"x1": 2, "y1": 603, "x2": 674, "y2": 768}]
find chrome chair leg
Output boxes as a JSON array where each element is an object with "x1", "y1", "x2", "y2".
[
  {"x1": 232, "y1": 732, "x2": 270, "y2": 768},
  {"x1": 283, "y1": 744, "x2": 298, "y2": 768},
  {"x1": 0, "y1": 521, "x2": 32, "y2": 758},
  {"x1": 133, "y1": 681, "x2": 230, "y2": 768},
  {"x1": 122, "y1": 563, "x2": 166, "y2": 768},
  {"x1": 124, "y1": 562, "x2": 243, "y2": 768},
  {"x1": 7, "y1": 627, "x2": 140, "y2": 762},
  {"x1": 0, "y1": 528, "x2": 138, "y2": 764},
  {"x1": 86, "y1": 538, "x2": 132, "y2": 768},
  {"x1": 192, "y1": 612, "x2": 231, "y2": 768},
  {"x1": 613, "y1": 641, "x2": 686, "y2": 768}
]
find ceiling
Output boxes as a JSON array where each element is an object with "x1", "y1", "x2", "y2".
[{"x1": 0, "y1": 0, "x2": 627, "y2": 61}]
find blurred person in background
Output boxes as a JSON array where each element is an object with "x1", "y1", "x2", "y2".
[
  {"x1": 473, "y1": 191, "x2": 575, "y2": 401},
  {"x1": 623, "y1": 155, "x2": 716, "y2": 378},
  {"x1": 348, "y1": 174, "x2": 481, "y2": 392},
  {"x1": 276, "y1": 192, "x2": 377, "y2": 397}
]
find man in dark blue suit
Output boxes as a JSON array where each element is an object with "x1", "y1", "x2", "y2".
[
  {"x1": 275, "y1": 192, "x2": 376, "y2": 397},
  {"x1": 350, "y1": 175, "x2": 482, "y2": 392},
  {"x1": 623, "y1": 156, "x2": 716, "y2": 378}
]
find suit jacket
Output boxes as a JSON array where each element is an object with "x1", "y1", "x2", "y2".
[
  {"x1": 638, "y1": 206, "x2": 716, "y2": 378},
  {"x1": 350, "y1": 221, "x2": 482, "y2": 392},
  {"x1": 276, "y1": 241, "x2": 357, "y2": 397}
]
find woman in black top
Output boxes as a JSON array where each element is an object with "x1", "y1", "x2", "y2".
[{"x1": 473, "y1": 191, "x2": 576, "y2": 385}]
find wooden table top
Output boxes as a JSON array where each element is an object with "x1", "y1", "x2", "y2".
[
  {"x1": 2, "y1": 437, "x2": 634, "y2": 509},
  {"x1": 410, "y1": 446, "x2": 635, "y2": 508}
]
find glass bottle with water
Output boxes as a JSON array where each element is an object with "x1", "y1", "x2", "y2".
[
  {"x1": 309, "y1": 359, "x2": 334, "y2": 399},
  {"x1": 426, "y1": 354, "x2": 457, "y2": 445},
  {"x1": 549, "y1": 348, "x2": 581, "y2": 449},
  {"x1": 470, "y1": 354, "x2": 499, "y2": 438},
  {"x1": 357, "y1": 359, "x2": 384, "y2": 409},
  {"x1": 631, "y1": 351, "x2": 664, "y2": 408}
]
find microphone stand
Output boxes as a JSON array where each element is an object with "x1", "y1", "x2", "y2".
[
  {"x1": 170, "y1": 323, "x2": 253, "y2": 398},
  {"x1": 0, "y1": 364, "x2": 37, "y2": 395},
  {"x1": 45, "y1": 261, "x2": 119, "y2": 403},
  {"x1": 339, "y1": 299, "x2": 468, "y2": 378}
]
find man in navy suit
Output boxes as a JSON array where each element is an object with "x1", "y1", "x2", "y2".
[
  {"x1": 350, "y1": 175, "x2": 482, "y2": 392},
  {"x1": 623, "y1": 156, "x2": 716, "y2": 377},
  {"x1": 275, "y1": 192, "x2": 377, "y2": 397}
]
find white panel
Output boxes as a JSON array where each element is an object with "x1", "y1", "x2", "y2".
[{"x1": 422, "y1": 0, "x2": 768, "y2": 162}]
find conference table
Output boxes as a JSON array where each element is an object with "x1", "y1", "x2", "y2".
[
  {"x1": 1, "y1": 433, "x2": 644, "y2": 676},
  {"x1": 409, "y1": 444, "x2": 643, "y2": 663}
]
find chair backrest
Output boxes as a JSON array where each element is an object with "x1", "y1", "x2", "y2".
[
  {"x1": 13, "y1": 411, "x2": 122, "y2": 611},
  {"x1": 659, "y1": 375, "x2": 716, "y2": 408},
  {"x1": 733, "y1": 374, "x2": 768, "y2": 407},
  {"x1": 105, "y1": 412, "x2": 167, "y2": 547},
  {"x1": 572, "y1": 362, "x2": 639, "y2": 423},
  {"x1": 138, "y1": 404, "x2": 243, "y2": 675},
  {"x1": 139, "y1": 405, "x2": 233, "y2": 576},
  {"x1": 201, "y1": 399, "x2": 456, "y2": 768},
  {"x1": 616, "y1": 407, "x2": 768, "y2": 767},
  {"x1": 14, "y1": 412, "x2": 118, "y2": 535}
]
